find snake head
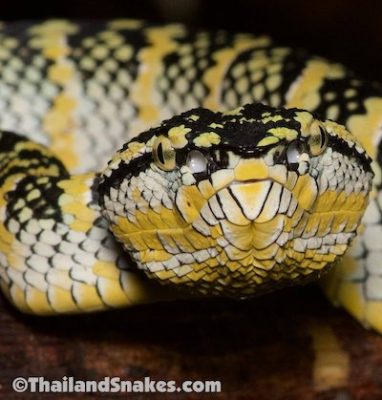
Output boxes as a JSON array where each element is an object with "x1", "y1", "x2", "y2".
[{"x1": 99, "y1": 103, "x2": 373, "y2": 298}]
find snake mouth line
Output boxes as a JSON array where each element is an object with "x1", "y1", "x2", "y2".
[{"x1": 231, "y1": 178, "x2": 264, "y2": 184}]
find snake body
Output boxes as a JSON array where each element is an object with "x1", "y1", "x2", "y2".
[{"x1": 0, "y1": 20, "x2": 380, "y2": 331}]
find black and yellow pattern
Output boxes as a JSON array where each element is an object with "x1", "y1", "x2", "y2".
[
  {"x1": 0, "y1": 20, "x2": 380, "y2": 332},
  {"x1": 100, "y1": 104, "x2": 372, "y2": 298},
  {"x1": 0, "y1": 130, "x2": 172, "y2": 313}
]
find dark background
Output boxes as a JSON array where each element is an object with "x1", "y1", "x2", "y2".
[
  {"x1": 1, "y1": 0, "x2": 381, "y2": 81},
  {"x1": 1, "y1": 1, "x2": 382, "y2": 399}
]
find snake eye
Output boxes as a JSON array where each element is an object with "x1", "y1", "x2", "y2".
[
  {"x1": 286, "y1": 141, "x2": 306, "y2": 169},
  {"x1": 308, "y1": 121, "x2": 328, "y2": 156},
  {"x1": 186, "y1": 150, "x2": 208, "y2": 174},
  {"x1": 153, "y1": 136, "x2": 176, "y2": 171}
]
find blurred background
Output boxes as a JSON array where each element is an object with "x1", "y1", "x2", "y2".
[{"x1": 1, "y1": 0, "x2": 381, "y2": 81}]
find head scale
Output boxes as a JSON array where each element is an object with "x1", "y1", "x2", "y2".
[{"x1": 99, "y1": 103, "x2": 373, "y2": 297}]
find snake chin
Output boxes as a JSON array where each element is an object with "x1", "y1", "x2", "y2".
[{"x1": 109, "y1": 175, "x2": 365, "y2": 298}]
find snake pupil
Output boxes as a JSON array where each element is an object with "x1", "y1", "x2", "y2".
[
  {"x1": 157, "y1": 142, "x2": 165, "y2": 164},
  {"x1": 319, "y1": 126, "x2": 328, "y2": 150}
]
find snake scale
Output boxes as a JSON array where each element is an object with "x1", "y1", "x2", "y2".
[{"x1": 0, "y1": 19, "x2": 380, "y2": 332}]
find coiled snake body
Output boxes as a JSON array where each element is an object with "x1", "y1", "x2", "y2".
[{"x1": 0, "y1": 20, "x2": 380, "y2": 332}]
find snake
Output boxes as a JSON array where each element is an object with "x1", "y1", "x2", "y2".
[{"x1": 0, "y1": 19, "x2": 380, "y2": 332}]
